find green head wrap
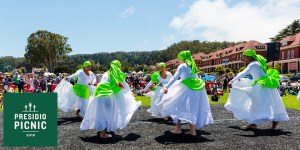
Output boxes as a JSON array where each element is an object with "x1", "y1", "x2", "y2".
[
  {"x1": 150, "y1": 63, "x2": 166, "y2": 83},
  {"x1": 108, "y1": 60, "x2": 126, "y2": 84},
  {"x1": 178, "y1": 51, "x2": 198, "y2": 75},
  {"x1": 157, "y1": 62, "x2": 166, "y2": 68},
  {"x1": 82, "y1": 61, "x2": 91, "y2": 68},
  {"x1": 73, "y1": 61, "x2": 92, "y2": 81},
  {"x1": 243, "y1": 49, "x2": 267, "y2": 73}
]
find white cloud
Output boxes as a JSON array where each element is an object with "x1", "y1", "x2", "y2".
[
  {"x1": 169, "y1": 0, "x2": 300, "y2": 42},
  {"x1": 119, "y1": 6, "x2": 135, "y2": 18}
]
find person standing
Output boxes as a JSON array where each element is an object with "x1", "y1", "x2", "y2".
[
  {"x1": 141, "y1": 62, "x2": 173, "y2": 119},
  {"x1": 55, "y1": 61, "x2": 96, "y2": 118},
  {"x1": 80, "y1": 60, "x2": 141, "y2": 139},
  {"x1": 161, "y1": 51, "x2": 214, "y2": 136},
  {"x1": 225, "y1": 49, "x2": 289, "y2": 129}
]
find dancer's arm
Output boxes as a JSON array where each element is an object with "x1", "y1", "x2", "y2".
[
  {"x1": 231, "y1": 63, "x2": 255, "y2": 83},
  {"x1": 121, "y1": 81, "x2": 131, "y2": 91},
  {"x1": 143, "y1": 80, "x2": 153, "y2": 92},
  {"x1": 165, "y1": 64, "x2": 183, "y2": 88},
  {"x1": 67, "y1": 70, "x2": 81, "y2": 79}
]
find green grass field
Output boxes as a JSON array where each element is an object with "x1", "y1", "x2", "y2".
[{"x1": 135, "y1": 92, "x2": 300, "y2": 110}]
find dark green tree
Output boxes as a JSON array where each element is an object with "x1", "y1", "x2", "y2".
[{"x1": 24, "y1": 30, "x2": 72, "y2": 72}]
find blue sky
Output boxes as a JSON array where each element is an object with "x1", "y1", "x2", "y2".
[{"x1": 1, "y1": 0, "x2": 300, "y2": 57}]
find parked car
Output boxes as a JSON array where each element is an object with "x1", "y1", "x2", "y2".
[
  {"x1": 203, "y1": 75, "x2": 216, "y2": 82},
  {"x1": 279, "y1": 75, "x2": 290, "y2": 82},
  {"x1": 290, "y1": 74, "x2": 300, "y2": 82}
]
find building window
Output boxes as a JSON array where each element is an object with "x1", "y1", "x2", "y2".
[
  {"x1": 287, "y1": 51, "x2": 290, "y2": 58},
  {"x1": 291, "y1": 50, "x2": 294, "y2": 58},
  {"x1": 282, "y1": 52, "x2": 284, "y2": 59}
]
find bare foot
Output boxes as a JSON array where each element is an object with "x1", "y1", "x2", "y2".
[
  {"x1": 184, "y1": 131, "x2": 196, "y2": 136},
  {"x1": 271, "y1": 122, "x2": 278, "y2": 129},
  {"x1": 241, "y1": 124, "x2": 257, "y2": 129},
  {"x1": 100, "y1": 133, "x2": 112, "y2": 139},
  {"x1": 170, "y1": 129, "x2": 182, "y2": 134},
  {"x1": 75, "y1": 110, "x2": 80, "y2": 118}
]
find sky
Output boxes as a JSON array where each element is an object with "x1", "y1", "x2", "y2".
[{"x1": 1, "y1": 0, "x2": 300, "y2": 57}]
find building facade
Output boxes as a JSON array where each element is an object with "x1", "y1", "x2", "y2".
[{"x1": 164, "y1": 33, "x2": 300, "y2": 74}]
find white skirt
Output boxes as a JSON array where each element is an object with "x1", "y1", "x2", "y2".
[
  {"x1": 54, "y1": 80, "x2": 96, "y2": 117},
  {"x1": 80, "y1": 89, "x2": 141, "y2": 132},
  {"x1": 225, "y1": 78, "x2": 289, "y2": 125},
  {"x1": 145, "y1": 86, "x2": 166, "y2": 118},
  {"x1": 160, "y1": 81, "x2": 214, "y2": 128},
  {"x1": 297, "y1": 91, "x2": 300, "y2": 100}
]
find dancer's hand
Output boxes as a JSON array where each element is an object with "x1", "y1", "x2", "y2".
[
  {"x1": 164, "y1": 86, "x2": 168, "y2": 94},
  {"x1": 228, "y1": 81, "x2": 232, "y2": 85},
  {"x1": 140, "y1": 90, "x2": 144, "y2": 94}
]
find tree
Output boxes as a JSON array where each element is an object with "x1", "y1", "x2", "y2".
[
  {"x1": 24, "y1": 30, "x2": 72, "y2": 72},
  {"x1": 238, "y1": 67, "x2": 245, "y2": 73},
  {"x1": 215, "y1": 66, "x2": 225, "y2": 75},
  {"x1": 270, "y1": 19, "x2": 300, "y2": 42},
  {"x1": 19, "y1": 66, "x2": 27, "y2": 73},
  {"x1": 225, "y1": 68, "x2": 232, "y2": 74},
  {"x1": 267, "y1": 63, "x2": 281, "y2": 72}
]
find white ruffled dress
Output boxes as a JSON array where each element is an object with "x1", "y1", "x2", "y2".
[
  {"x1": 160, "y1": 63, "x2": 214, "y2": 128},
  {"x1": 55, "y1": 70, "x2": 96, "y2": 117},
  {"x1": 225, "y1": 61, "x2": 289, "y2": 125},
  {"x1": 144, "y1": 71, "x2": 173, "y2": 118},
  {"x1": 80, "y1": 72, "x2": 141, "y2": 132}
]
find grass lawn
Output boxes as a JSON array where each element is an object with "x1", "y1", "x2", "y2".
[{"x1": 135, "y1": 92, "x2": 300, "y2": 110}]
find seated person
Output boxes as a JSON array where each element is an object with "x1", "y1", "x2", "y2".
[
  {"x1": 4, "y1": 83, "x2": 14, "y2": 93},
  {"x1": 211, "y1": 87, "x2": 219, "y2": 102},
  {"x1": 278, "y1": 85, "x2": 286, "y2": 96},
  {"x1": 136, "y1": 84, "x2": 143, "y2": 96}
]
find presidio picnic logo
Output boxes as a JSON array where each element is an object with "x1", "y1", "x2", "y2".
[
  {"x1": 14, "y1": 102, "x2": 47, "y2": 136},
  {"x1": 4, "y1": 93, "x2": 57, "y2": 147}
]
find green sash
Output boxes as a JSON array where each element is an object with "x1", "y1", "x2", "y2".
[
  {"x1": 93, "y1": 82, "x2": 122, "y2": 97},
  {"x1": 73, "y1": 84, "x2": 90, "y2": 99},
  {"x1": 181, "y1": 78, "x2": 205, "y2": 91},
  {"x1": 252, "y1": 69, "x2": 280, "y2": 89}
]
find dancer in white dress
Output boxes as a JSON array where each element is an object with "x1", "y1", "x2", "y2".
[
  {"x1": 80, "y1": 60, "x2": 141, "y2": 139},
  {"x1": 225, "y1": 49, "x2": 289, "y2": 129},
  {"x1": 161, "y1": 51, "x2": 214, "y2": 136},
  {"x1": 141, "y1": 62, "x2": 173, "y2": 119},
  {"x1": 55, "y1": 61, "x2": 96, "y2": 118}
]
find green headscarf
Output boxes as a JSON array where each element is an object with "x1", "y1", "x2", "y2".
[
  {"x1": 74, "y1": 61, "x2": 92, "y2": 81},
  {"x1": 157, "y1": 62, "x2": 166, "y2": 68},
  {"x1": 108, "y1": 60, "x2": 126, "y2": 84},
  {"x1": 82, "y1": 61, "x2": 91, "y2": 68},
  {"x1": 177, "y1": 51, "x2": 198, "y2": 75},
  {"x1": 94, "y1": 60, "x2": 125, "y2": 97},
  {"x1": 242, "y1": 49, "x2": 267, "y2": 73},
  {"x1": 151, "y1": 62, "x2": 166, "y2": 83}
]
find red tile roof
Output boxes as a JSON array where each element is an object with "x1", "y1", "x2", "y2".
[
  {"x1": 280, "y1": 35, "x2": 296, "y2": 43},
  {"x1": 290, "y1": 33, "x2": 300, "y2": 46}
]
